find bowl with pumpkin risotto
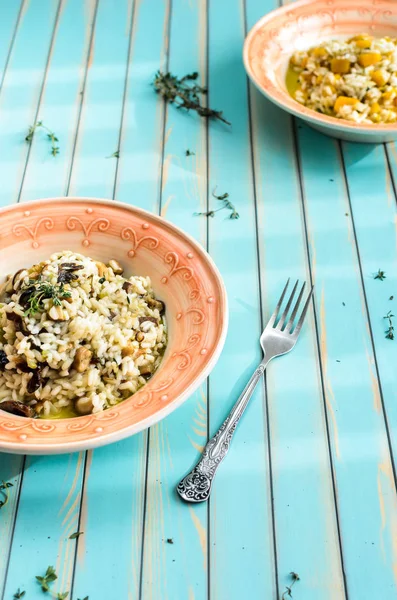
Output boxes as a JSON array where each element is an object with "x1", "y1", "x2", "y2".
[{"x1": 243, "y1": 0, "x2": 397, "y2": 142}]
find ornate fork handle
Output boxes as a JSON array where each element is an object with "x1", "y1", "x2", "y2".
[{"x1": 177, "y1": 360, "x2": 268, "y2": 503}]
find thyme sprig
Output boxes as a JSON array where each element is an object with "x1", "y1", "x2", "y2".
[
  {"x1": 195, "y1": 189, "x2": 239, "y2": 220},
  {"x1": 25, "y1": 121, "x2": 59, "y2": 156},
  {"x1": 374, "y1": 269, "x2": 386, "y2": 281},
  {"x1": 281, "y1": 572, "x2": 300, "y2": 599},
  {"x1": 185, "y1": 149, "x2": 195, "y2": 156},
  {"x1": 21, "y1": 280, "x2": 71, "y2": 317},
  {"x1": 0, "y1": 481, "x2": 13, "y2": 509},
  {"x1": 153, "y1": 71, "x2": 230, "y2": 125},
  {"x1": 13, "y1": 589, "x2": 25, "y2": 599},
  {"x1": 384, "y1": 310, "x2": 394, "y2": 340},
  {"x1": 106, "y1": 150, "x2": 119, "y2": 158}
]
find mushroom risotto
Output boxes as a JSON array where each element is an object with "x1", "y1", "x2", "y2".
[
  {"x1": 288, "y1": 35, "x2": 397, "y2": 124},
  {"x1": 0, "y1": 252, "x2": 167, "y2": 418}
]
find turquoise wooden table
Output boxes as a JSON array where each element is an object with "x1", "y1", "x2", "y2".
[{"x1": 1, "y1": 0, "x2": 397, "y2": 598}]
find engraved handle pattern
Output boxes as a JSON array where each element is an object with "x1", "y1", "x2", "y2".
[{"x1": 177, "y1": 362, "x2": 267, "y2": 503}]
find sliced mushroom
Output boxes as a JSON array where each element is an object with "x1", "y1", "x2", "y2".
[
  {"x1": 14, "y1": 358, "x2": 32, "y2": 373},
  {"x1": 0, "y1": 400, "x2": 33, "y2": 418},
  {"x1": 27, "y1": 369, "x2": 42, "y2": 394},
  {"x1": 139, "y1": 365, "x2": 153, "y2": 380},
  {"x1": 75, "y1": 396, "x2": 93, "y2": 415},
  {"x1": 121, "y1": 344, "x2": 135, "y2": 357},
  {"x1": 139, "y1": 316, "x2": 158, "y2": 326},
  {"x1": 73, "y1": 347, "x2": 93, "y2": 372},
  {"x1": 95, "y1": 261, "x2": 107, "y2": 278},
  {"x1": 108, "y1": 259, "x2": 124, "y2": 275},
  {"x1": 12, "y1": 269, "x2": 28, "y2": 292},
  {"x1": 146, "y1": 296, "x2": 165, "y2": 314},
  {"x1": 122, "y1": 281, "x2": 134, "y2": 294}
]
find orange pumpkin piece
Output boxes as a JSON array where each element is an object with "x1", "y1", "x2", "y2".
[
  {"x1": 334, "y1": 96, "x2": 359, "y2": 112},
  {"x1": 330, "y1": 58, "x2": 351, "y2": 74},
  {"x1": 358, "y1": 52, "x2": 382, "y2": 67}
]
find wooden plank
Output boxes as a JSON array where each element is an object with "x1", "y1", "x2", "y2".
[
  {"x1": 2, "y1": 453, "x2": 85, "y2": 600},
  {"x1": 206, "y1": 1, "x2": 275, "y2": 598},
  {"x1": 67, "y1": 0, "x2": 132, "y2": 198},
  {"x1": 0, "y1": 0, "x2": 61, "y2": 208},
  {"x1": 296, "y1": 123, "x2": 397, "y2": 598},
  {"x1": 140, "y1": 0, "x2": 209, "y2": 597},
  {"x1": 0, "y1": 1, "x2": 62, "y2": 596},
  {"x1": 245, "y1": 1, "x2": 346, "y2": 598},
  {"x1": 20, "y1": 0, "x2": 98, "y2": 201}
]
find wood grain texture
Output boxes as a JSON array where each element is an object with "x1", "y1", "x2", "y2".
[{"x1": 0, "y1": 0, "x2": 396, "y2": 598}]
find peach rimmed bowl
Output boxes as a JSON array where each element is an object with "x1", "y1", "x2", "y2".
[
  {"x1": 243, "y1": 0, "x2": 397, "y2": 143},
  {"x1": 0, "y1": 198, "x2": 228, "y2": 454}
]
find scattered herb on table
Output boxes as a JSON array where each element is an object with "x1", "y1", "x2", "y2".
[
  {"x1": 342, "y1": 302, "x2": 346, "y2": 306},
  {"x1": 25, "y1": 121, "x2": 59, "y2": 156},
  {"x1": 374, "y1": 269, "x2": 386, "y2": 281},
  {"x1": 195, "y1": 189, "x2": 239, "y2": 220},
  {"x1": 0, "y1": 481, "x2": 13, "y2": 509},
  {"x1": 153, "y1": 71, "x2": 230, "y2": 125},
  {"x1": 77, "y1": 597, "x2": 89, "y2": 600},
  {"x1": 13, "y1": 589, "x2": 25, "y2": 599},
  {"x1": 21, "y1": 280, "x2": 71, "y2": 318},
  {"x1": 384, "y1": 310, "x2": 394, "y2": 340},
  {"x1": 69, "y1": 531, "x2": 83, "y2": 539},
  {"x1": 281, "y1": 572, "x2": 300, "y2": 599},
  {"x1": 185, "y1": 149, "x2": 195, "y2": 156},
  {"x1": 106, "y1": 151, "x2": 119, "y2": 158},
  {"x1": 390, "y1": 296, "x2": 394, "y2": 301},
  {"x1": 57, "y1": 593, "x2": 69, "y2": 599},
  {"x1": 166, "y1": 538, "x2": 174, "y2": 544},
  {"x1": 36, "y1": 565, "x2": 57, "y2": 592}
]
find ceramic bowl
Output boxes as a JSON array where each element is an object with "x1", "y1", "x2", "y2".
[
  {"x1": 0, "y1": 198, "x2": 228, "y2": 454},
  {"x1": 243, "y1": 0, "x2": 397, "y2": 143}
]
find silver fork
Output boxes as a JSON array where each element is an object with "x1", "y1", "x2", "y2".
[{"x1": 177, "y1": 279, "x2": 314, "y2": 503}]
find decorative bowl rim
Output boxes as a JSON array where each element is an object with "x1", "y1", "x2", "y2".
[
  {"x1": 0, "y1": 196, "x2": 229, "y2": 454},
  {"x1": 243, "y1": 0, "x2": 397, "y2": 133}
]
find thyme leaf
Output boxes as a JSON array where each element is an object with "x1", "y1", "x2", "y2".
[
  {"x1": 13, "y1": 589, "x2": 25, "y2": 599},
  {"x1": 69, "y1": 531, "x2": 83, "y2": 539},
  {"x1": 153, "y1": 71, "x2": 230, "y2": 125},
  {"x1": 185, "y1": 149, "x2": 195, "y2": 156},
  {"x1": 106, "y1": 151, "x2": 119, "y2": 158}
]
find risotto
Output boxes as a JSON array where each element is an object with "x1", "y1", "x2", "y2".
[
  {"x1": 288, "y1": 35, "x2": 397, "y2": 124},
  {"x1": 0, "y1": 252, "x2": 166, "y2": 418}
]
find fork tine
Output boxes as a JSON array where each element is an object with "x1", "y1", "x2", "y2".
[
  {"x1": 267, "y1": 279, "x2": 290, "y2": 328},
  {"x1": 292, "y1": 286, "x2": 314, "y2": 337},
  {"x1": 276, "y1": 279, "x2": 299, "y2": 330},
  {"x1": 285, "y1": 281, "x2": 306, "y2": 333}
]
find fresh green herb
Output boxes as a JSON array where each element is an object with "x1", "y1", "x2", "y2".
[
  {"x1": 21, "y1": 281, "x2": 71, "y2": 318},
  {"x1": 36, "y1": 565, "x2": 57, "y2": 592},
  {"x1": 153, "y1": 71, "x2": 230, "y2": 125},
  {"x1": 127, "y1": 296, "x2": 131, "y2": 305},
  {"x1": 69, "y1": 531, "x2": 83, "y2": 540},
  {"x1": 390, "y1": 296, "x2": 394, "y2": 301},
  {"x1": 0, "y1": 481, "x2": 13, "y2": 509},
  {"x1": 374, "y1": 269, "x2": 386, "y2": 281},
  {"x1": 106, "y1": 151, "x2": 119, "y2": 159},
  {"x1": 13, "y1": 588, "x2": 25, "y2": 599},
  {"x1": 384, "y1": 310, "x2": 394, "y2": 340},
  {"x1": 166, "y1": 538, "x2": 174, "y2": 544},
  {"x1": 342, "y1": 302, "x2": 346, "y2": 306},
  {"x1": 195, "y1": 189, "x2": 239, "y2": 220},
  {"x1": 98, "y1": 277, "x2": 105, "y2": 284},
  {"x1": 185, "y1": 149, "x2": 195, "y2": 156},
  {"x1": 77, "y1": 597, "x2": 89, "y2": 600},
  {"x1": 25, "y1": 121, "x2": 59, "y2": 156},
  {"x1": 57, "y1": 593, "x2": 69, "y2": 599},
  {"x1": 281, "y1": 572, "x2": 300, "y2": 599}
]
